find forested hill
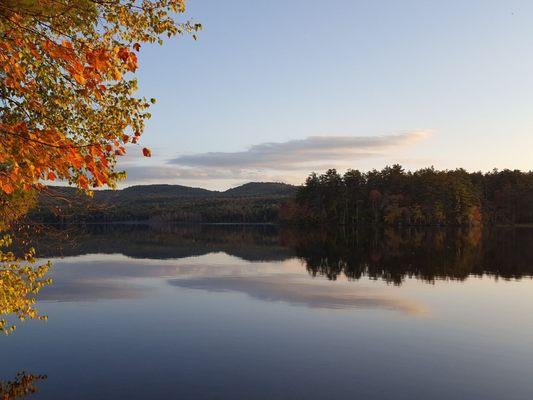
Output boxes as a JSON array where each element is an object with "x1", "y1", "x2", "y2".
[
  {"x1": 30, "y1": 182, "x2": 298, "y2": 223},
  {"x1": 118, "y1": 184, "x2": 215, "y2": 198},
  {"x1": 223, "y1": 182, "x2": 297, "y2": 197}
]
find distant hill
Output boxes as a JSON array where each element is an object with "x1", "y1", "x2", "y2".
[
  {"x1": 42, "y1": 182, "x2": 297, "y2": 201},
  {"x1": 113, "y1": 182, "x2": 297, "y2": 199},
  {"x1": 31, "y1": 182, "x2": 298, "y2": 224},
  {"x1": 223, "y1": 182, "x2": 297, "y2": 197},
  {"x1": 120, "y1": 184, "x2": 215, "y2": 198}
]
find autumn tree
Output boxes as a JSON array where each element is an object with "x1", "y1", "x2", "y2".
[
  {"x1": 0, "y1": 0, "x2": 200, "y2": 332},
  {"x1": 0, "y1": 0, "x2": 200, "y2": 197}
]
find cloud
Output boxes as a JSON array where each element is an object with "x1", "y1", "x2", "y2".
[
  {"x1": 121, "y1": 166, "x2": 281, "y2": 191},
  {"x1": 169, "y1": 131, "x2": 429, "y2": 170},
  {"x1": 120, "y1": 131, "x2": 430, "y2": 187}
]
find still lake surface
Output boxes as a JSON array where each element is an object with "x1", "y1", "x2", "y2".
[{"x1": 2, "y1": 224, "x2": 533, "y2": 399}]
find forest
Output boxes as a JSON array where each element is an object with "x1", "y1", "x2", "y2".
[
  {"x1": 28, "y1": 182, "x2": 297, "y2": 224},
  {"x1": 280, "y1": 165, "x2": 533, "y2": 226},
  {"x1": 25, "y1": 166, "x2": 533, "y2": 227}
]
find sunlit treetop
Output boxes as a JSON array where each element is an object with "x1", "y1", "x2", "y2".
[{"x1": 0, "y1": 0, "x2": 201, "y2": 194}]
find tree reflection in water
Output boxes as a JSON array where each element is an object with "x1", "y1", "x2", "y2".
[
  {"x1": 0, "y1": 372, "x2": 46, "y2": 400},
  {"x1": 283, "y1": 226, "x2": 533, "y2": 284},
  {"x1": 11, "y1": 223, "x2": 533, "y2": 287}
]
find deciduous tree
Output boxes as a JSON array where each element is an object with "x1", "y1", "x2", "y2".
[
  {"x1": 0, "y1": 0, "x2": 200, "y2": 333},
  {"x1": 0, "y1": 0, "x2": 200, "y2": 195}
]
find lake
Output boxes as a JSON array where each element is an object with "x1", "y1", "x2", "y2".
[{"x1": 2, "y1": 224, "x2": 533, "y2": 399}]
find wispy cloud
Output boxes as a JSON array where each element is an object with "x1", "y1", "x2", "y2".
[
  {"x1": 169, "y1": 131, "x2": 429, "y2": 170},
  {"x1": 121, "y1": 131, "x2": 430, "y2": 188}
]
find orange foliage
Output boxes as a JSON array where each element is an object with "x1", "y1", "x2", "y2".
[{"x1": 0, "y1": 0, "x2": 201, "y2": 195}]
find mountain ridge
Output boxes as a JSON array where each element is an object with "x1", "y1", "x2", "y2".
[{"x1": 44, "y1": 181, "x2": 297, "y2": 198}]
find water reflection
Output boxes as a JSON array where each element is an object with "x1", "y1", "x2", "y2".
[
  {"x1": 3, "y1": 224, "x2": 533, "y2": 325},
  {"x1": 8, "y1": 223, "x2": 529, "y2": 315},
  {"x1": 2, "y1": 224, "x2": 533, "y2": 400},
  {"x1": 18, "y1": 251, "x2": 425, "y2": 314},
  {"x1": 23, "y1": 224, "x2": 292, "y2": 262},
  {"x1": 169, "y1": 275, "x2": 428, "y2": 314},
  {"x1": 19, "y1": 224, "x2": 533, "y2": 285},
  {"x1": 284, "y1": 227, "x2": 533, "y2": 284}
]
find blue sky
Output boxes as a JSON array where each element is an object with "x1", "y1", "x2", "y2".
[{"x1": 121, "y1": 0, "x2": 533, "y2": 189}]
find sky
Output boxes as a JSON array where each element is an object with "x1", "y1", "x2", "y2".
[{"x1": 120, "y1": 0, "x2": 533, "y2": 190}]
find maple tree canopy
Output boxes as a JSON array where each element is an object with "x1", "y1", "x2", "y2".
[{"x1": 0, "y1": 0, "x2": 201, "y2": 194}]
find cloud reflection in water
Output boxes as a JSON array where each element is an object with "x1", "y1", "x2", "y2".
[
  {"x1": 37, "y1": 253, "x2": 428, "y2": 315},
  {"x1": 169, "y1": 274, "x2": 428, "y2": 315}
]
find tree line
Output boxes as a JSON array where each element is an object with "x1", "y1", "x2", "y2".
[{"x1": 280, "y1": 165, "x2": 533, "y2": 226}]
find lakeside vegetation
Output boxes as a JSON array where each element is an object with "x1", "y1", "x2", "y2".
[
  {"x1": 281, "y1": 165, "x2": 533, "y2": 227},
  {"x1": 29, "y1": 182, "x2": 296, "y2": 224},
  {"x1": 26, "y1": 166, "x2": 533, "y2": 227}
]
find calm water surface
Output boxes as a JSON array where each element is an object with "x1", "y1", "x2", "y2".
[{"x1": 2, "y1": 225, "x2": 533, "y2": 399}]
